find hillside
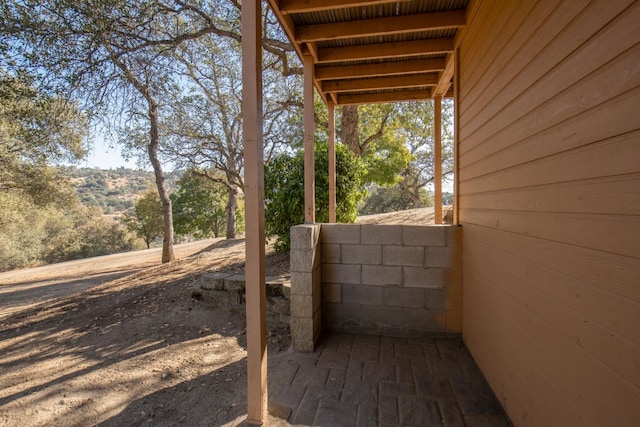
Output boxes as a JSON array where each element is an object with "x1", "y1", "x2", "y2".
[{"x1": 61, "y1": 166, "x2": 179, "y2": 214}]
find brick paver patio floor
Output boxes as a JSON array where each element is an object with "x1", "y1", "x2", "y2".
[{"x1": 266, "y1": 333, "x2": 512, "y2": 427}]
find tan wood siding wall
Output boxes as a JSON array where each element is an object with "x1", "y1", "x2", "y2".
[{"x1": 457, "y1": 1, "x2": 640, "y2": 426}]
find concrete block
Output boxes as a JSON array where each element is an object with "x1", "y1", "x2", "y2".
[
  {"x1": 313, "y1": 265, "x2": 322, "y2": 291},
  {"x1": 291, "y1": 271, "x2": 313, "y2": 295},
  {"x1": 402, "y1": 225, "x2": 445, "y2": 246},
  {"x1": 313, "y1": 309, "x2": 322, "y2": 340},
  {"x1": 323, "y1": 283, "x2": 342, "y2": 303},
  {"x1": 383, "y1": 246, "x2": 424, "y2": 266},
  {"x1": 321, "y1": 224, "x2": 361, "y2": 244},
  {"x1": 444, "y1": 224, "x2": 462, "y2": 247},
  {"x1": 342, "y1": 244, "x2": 382, "y2": 265},
  {"x1": 322, "y1": 244, "x2": 341, "y2": 263},
  {"x1": 291, "y1": 248, "x2": 315, "y2": 273},
  {"x1": 223, "y1": 275, "x2": 246, "y2": 291},
  {"x1": 313, "y1": 281, "x2": 322, "y2": 312},
  {"x1": 291, "y1": 224, "x2": 320, "y2": 249},
  {"x1": 382, "y1": 287, "x2": 424, "y2": 308},
  {"x1": 403, "y1": 267, "x2": 445, "y2": 289},
  {"x1": 342, "y1": 284, "x2": 382, "y2": 305},
  {"x1": 322, "y1": 264, "x2": 361, "y2": 284},
  {"x1": 402, "y1": 308, "x2": 447, "y2": 331},
  {"x1": 291, "y1": 317, "x2": 314, "y2": 341},
  {"x1": 294, "y1": 339, "x2": 315, "y2": 353},
  {"x1": 424, "y1": 246, "x2": 456, "y2": 268},
  {"x1": 323, "y1": 303, "x2": 361, "y2": 330},
  {"x1": 361, "y1": 225, "x2": 402, "y2": 245},
  {"x1": 290, "y1": 294, "x2": 314, "y2": 317},
  {"x1": 361, "y1": 305, "x2": 403, "y2": 331},
  {"x1": 361, "y1": 265, "x2": 402, "y2": 286},
  {"x1": 425, "y1": 289, "x2": 448, "y2": 310},
  {"x1": 201, "y1": 272, "x2": 230, "y2": 291}
]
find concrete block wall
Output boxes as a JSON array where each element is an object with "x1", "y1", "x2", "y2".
[
  {"x1": 320, "y1": 224, "x2": 462, "y2": 336},
  {"x1": 289, "y1": 224, "x2": 322, "y2": 352}
]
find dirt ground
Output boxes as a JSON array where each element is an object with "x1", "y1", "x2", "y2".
[
  {"x1": 0, "y1": 207, "x2": 439, "y2": 427},
  {"x1": 0, "y1": 238, "x2": 290, "y2": 427}
]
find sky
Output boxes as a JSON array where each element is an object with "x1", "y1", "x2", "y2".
[{"x1": 77, "y1": 137, "x2": 140, "y2": 170}]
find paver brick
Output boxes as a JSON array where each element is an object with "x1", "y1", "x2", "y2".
[
  {"x1": 398, "y1": 396, "x2": 443, "y2": 426},
  {"x1": 314, "y1": 400, "x2": 358, "y2": 427}
]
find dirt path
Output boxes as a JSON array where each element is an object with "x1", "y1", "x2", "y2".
[
  {"x1": 0, "y1": 239, "x2": 219, "y2": 314},
  {"x1": 0, "y1": 238, "x2": 290, "y2": 427}
]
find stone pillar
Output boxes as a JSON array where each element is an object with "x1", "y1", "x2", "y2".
[{"x1": 290, "y1": 224, "x2": 322, "y2": 352}]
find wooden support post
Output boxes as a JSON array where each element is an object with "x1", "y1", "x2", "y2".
[
  {"x1": 242, "y1": 0, "x2": 267, "y2": 424},
  {"x1": 328, "y1": 102, "x2": 336, "y2": 223},
  {"x1": 434, "y1": 96, "x2": 443, "y2": 224},
  {"x1": 453, "y1": 47, "x2": 460, "y2": 225},
  {"x1": 303, "y1": 53, "x2": 315, "y2": 223}
]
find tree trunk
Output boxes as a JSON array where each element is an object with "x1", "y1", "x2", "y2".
[
  {"x1": 339, "y1": 105, "x2": 362, "y2": 157},
  {"x1": 225, "y1": 186, "x2": 237, "y2": 239},
  {"x1": 147, "y1": 100, "x2": 175, "y2": 263}
]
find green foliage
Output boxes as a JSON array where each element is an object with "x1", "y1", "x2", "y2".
[
  {"x1": 358, "y1": 184, "x2": 433, "y2": 216},
  {"x1": 0, "y1": 72, "x2": 87, "y2": 206},
  {"x1": 361, "y1": 136, "x2": 411, "y2": 186},
  {"x1": 265, "y1": 142, "x2": 365, "y2": 251},
  {"x1": 0, "y1": 192, "x2": 140, "y2": 272},
  {"x1": 122, "y1": 189, "x2": 164, "y2": 248},
  {"x1": 171, "y1": 170, "x2": 227, "y2": 238}
]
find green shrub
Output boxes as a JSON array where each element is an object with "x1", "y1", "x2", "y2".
[{"x1": 265, "y1": 142, "x2": 365, "y2": 251}]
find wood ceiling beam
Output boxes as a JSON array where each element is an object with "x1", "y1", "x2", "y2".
[
  {"x1": 337, "y1": 89, "x2": 433, "y2": 105},
  {"x1": 296, "y1": 10, "x2": 466, "y2": 42},
  {"x1": 279, "y1": 0, "x2": 409, "y2": 15},
  {"x1": 433, "y1": 52, "x2": 455, "y2": 97},
  {"x1": 315, "y1": 58, "x2": 446, "y2": 80},
  {"x1": 323, "y1": 74, "x2": 438, "y2": 93},
  {"x1": 317, "y1": 38, "x2": 454, "y2": 63}
]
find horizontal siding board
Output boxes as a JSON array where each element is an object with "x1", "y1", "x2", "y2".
[
  {"x1": 460, "y1": 40, "x2": 640, "y2": 166},
  {"x1": 460, "y1": 0, "x2": 637, "y2": 144},
  {"x1": 463, "y1": 224, "x2": 640, "y2": 304},
  {"x1": 460, "y1": 208, "x2": 640, "y2": 258},
  {"x1": 459, "y1": 86, "x2": 640, "y2": 180},
  {"x1": 459, "y1": 174, "x2": 640, "y2": 215},
  {"x1": 459, "y1": 0, "x2": 585, "y2": 121},
  {"x1": 463, "y1": 278, "x2": 573, "y2": 427},
  {"x1": 464, "y1": 234, "x2": 640, "y2": 383},
  {"x1": 460, "y1": 131, "x2": 640, "y2": 194},
  {"x1": 464, "y1": 263, "x2": 640, "y2": 427},
  {"x1": 458, "y1": 0, "x2": 519, "y2": 90}
]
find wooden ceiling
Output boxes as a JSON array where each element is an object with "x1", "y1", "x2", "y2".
[{"x1": 267, "y1": 0, "x2": 469, "y2": 105}]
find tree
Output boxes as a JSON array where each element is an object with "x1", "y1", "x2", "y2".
[
  {"x1": 122, "y1": 189, "x2": 164, "y2": 249},
  {"x1": 393, "y1": 100, "x2": 455, "y2": 207},
  {"x1": 2, "y1": 0, "x2": 243, "y2": 263},
  {"x1": 163, "y1": 23, "x2": 302, "y2": 239},
  {"x1": 265, "y1": 142, "x2": 365, "y2": 251},
  {"x1": 171, "y1": 169, "x2": 229, "y2": 239},
  {"x1": 0, "y1": 71, "x2": 87, "y2": 206}
]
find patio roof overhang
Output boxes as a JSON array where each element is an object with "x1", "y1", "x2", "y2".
[{"x1": 267, "y1": 0, "x2": 469, "y2": 105}]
